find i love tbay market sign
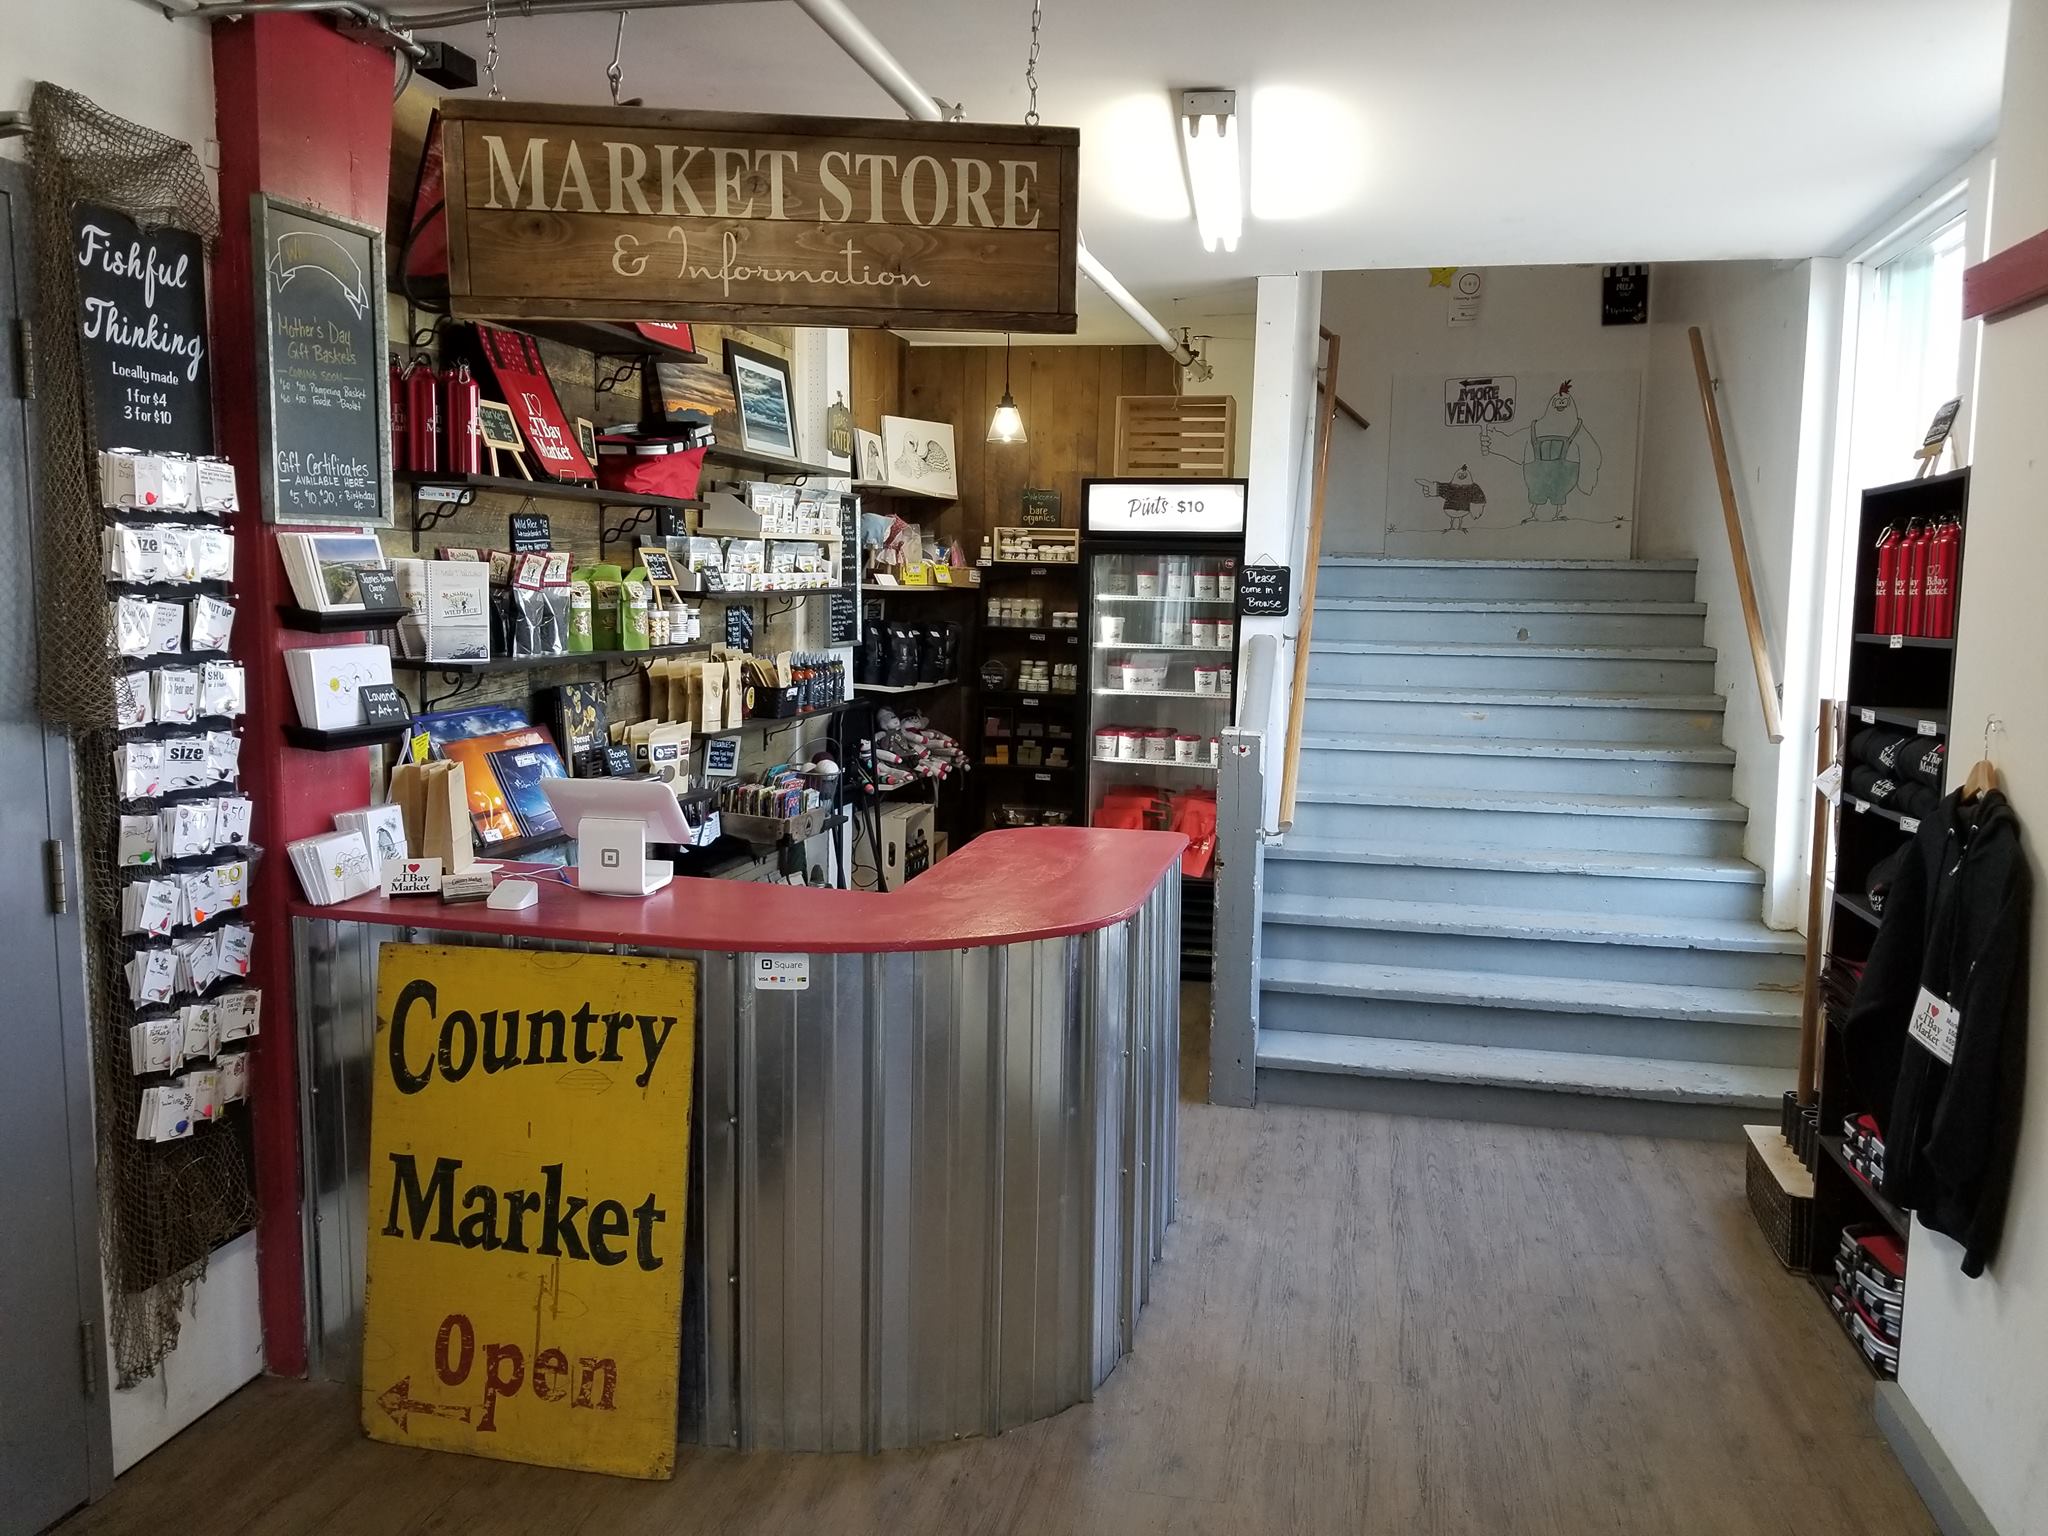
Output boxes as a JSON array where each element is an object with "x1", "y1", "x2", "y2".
[{"x1": 438, "y1": 101, "x2": 1080, "y2": 333}]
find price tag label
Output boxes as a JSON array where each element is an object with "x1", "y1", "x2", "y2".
[
  {"x1": 1908, "y1": 986, "x2": 1959, "y2": 1064},
  {"x1": 602, "y1": 744, "x2": 636, "y2": 777},
  {"x1": 359, "y1": 684, "x2": 410, "y2": 727},
  {"x1": 1034, "y1": 772, "x2": 1050, "y2": 782},
  {"x1": 754, "y1": 954, "x2": 810, "y2": 991},
  {"x1": 1852, "y1": 798, "x2": 1869, "y2": 814},
  {"x1": 1917, "y1": 719, "x2": 1939, "y2": 737},
  {"x1": 1021, "y1": 696, "x2": 1039, "y2": 707},
  {"x1": 1889, "y1": 634, "x2": 1904, "y2": 650},
  {"x1": 1900, "y1": 816, "x2": 1921, "y2": 834},
  {"x1": 1859, "y1": 708, "x2": 1876, "y2": 724}
]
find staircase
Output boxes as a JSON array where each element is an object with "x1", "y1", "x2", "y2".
[{"x1": 1256, "y1": 557, "x2": 1799, "y2": 1139}]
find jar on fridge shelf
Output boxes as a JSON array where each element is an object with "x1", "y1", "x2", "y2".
[
  {"x1": 1116, "y1": 728, "x2": 1144, "y2": 762},
  {"x1": 1135, "y1": 564, "x2": 1160, "y2": 597},
  {"x1": 1097, "y1": 613, "x2": 1126, "y2": 644},
  {"x1": 1164, "y1": 557, "x2": 1190, "y2": 599},
  {"x1": 1193, "y1": 664, "x2": 1221, "y2": 695},
  {"x1": 1194, "y1": 563, "x2": 1219, "y2": 600},
  {"x1": 1162, "y1": 616, "x2": 1190, "y2": 647},
  {"x1": 1095, "y1": 726, "x2": 1121, "y2": 761},
  {"x1": 1173, "y1": 733, "x2": 1201, "y2": 765},
  {"x1": 1142, "y1": 730, "x2": 1171, "y2": 763},
  {"x1": 1208, "y1": 735, "x2": 1221, "y2": 765},
  {"x1": 1191, "y1": 617, "x2": 1218, "y2": 649},
  {"x1": 1215, "y1": 618, "x2": 1235, "y2": 650},
  {"x1": 1218, "y1": 666, "x2": 1234, "y2": 694},
  {"x1": 1218, "y1": 562, "x2": 1237, "y2": 602}
]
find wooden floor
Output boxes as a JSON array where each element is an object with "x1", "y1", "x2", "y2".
[{"x1": 58, "y1": 1011, "x2": 1933, "y2": 1536}]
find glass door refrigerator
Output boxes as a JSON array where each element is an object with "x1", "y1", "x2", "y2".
[{"x1": 1080, "y1": 478, "x2": 1249, "y2": 978}]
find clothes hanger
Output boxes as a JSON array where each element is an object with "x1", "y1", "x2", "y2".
[{"x1": 1962, "y1": 716, "x2": 2004, "y2": 802}]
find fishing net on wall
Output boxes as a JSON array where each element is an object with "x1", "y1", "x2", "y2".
[{"x1": 28, "y1": 82, "x2": 258, "y2": 1385}]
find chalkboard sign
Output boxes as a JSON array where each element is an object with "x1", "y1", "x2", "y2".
[
  {"x1": 1020, "y1": 487, "x2": 1061, "y2": 527},
  {"x1": 72, "y1": 204, "x2": 213, "y2": 456},
  {"x1": 828, "y1": 588, "x2": 859, "y2": 646},
  {"x1": 1601, "y1": 265, "x2": 1650, "y2": 327},
  {"x1": 1237, "y1": 562, "x2": 1291, "y2": 617},
  {"x1": 508, "y1": 511, "x2": 551, "y2": 552},
  {"x1": 252, "y1": 194, "x2": 392, "y2": 526},
  {"x1": 704, "y1": 735, "x2": 742, "y2": 779},
  {"x1": 724, "y1": 604, "x2": 754, "y2": 650}
]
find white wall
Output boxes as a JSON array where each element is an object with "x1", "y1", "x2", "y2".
[
  {"x1": 1242, "y1": 272, "x2": 1322, "y2": 830},
  {"x1": 1895, "y1": 1, "x2": 2048, "y2": 1529},
  {"x1": 105, "y1": 1234, "x2": 263, "y2": 1472},
  {"x1": 1317, "y1": 266, "x2": 1655, "y2": 555},
  {"x1": 1640, "y1": 260, "x2": 1839, "y2": 923},
  {"x1": 0, "y1": 0, "x2": 217, "y2": 174}
]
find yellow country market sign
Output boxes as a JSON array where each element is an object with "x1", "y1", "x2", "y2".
[
  {"x1": 438, "y1": 100, "x2": 1080, "y2": 332},
  {"x1": 361, "y1": 945, "x2": 695, "y2": 1479}
]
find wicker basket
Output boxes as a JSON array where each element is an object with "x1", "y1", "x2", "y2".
[{"x1": 1744, "y1": 1125, "x2": 1815, "y2": 1269}]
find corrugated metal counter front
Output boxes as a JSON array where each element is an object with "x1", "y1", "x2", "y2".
[{"x1": 290, "y1": 828, "x2": 1185, "y2": 1453}]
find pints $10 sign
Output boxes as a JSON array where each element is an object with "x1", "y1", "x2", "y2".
[{"x1": 362, "y1": 946, "x2": 695, "y2": 1478}]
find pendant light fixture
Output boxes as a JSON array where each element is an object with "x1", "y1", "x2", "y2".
[{"x1": 988, "y1": 334, "x2": 1027, "y2": 444}]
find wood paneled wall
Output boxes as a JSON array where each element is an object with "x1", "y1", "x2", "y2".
[{"x1": 902, "y1": 345, "x2": 1177, "y2": 546}]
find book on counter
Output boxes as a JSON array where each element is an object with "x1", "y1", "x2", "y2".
[
  {"x1": 284, "y1": 644, "x2": 393, "y2": 731},
  {"x1": 553, "y1": 682, "x2": 610, "y2": 776},
  {"x1": 279, "y1": 531, "x2": 391, "y2": 613},
  {"x1": 439, "y1": 726, "x2": 567, "y2": 844}
]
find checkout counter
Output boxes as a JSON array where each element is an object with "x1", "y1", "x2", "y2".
[{"x1": 291, "y1": 827, "x2": 1185, "y2": 1453}]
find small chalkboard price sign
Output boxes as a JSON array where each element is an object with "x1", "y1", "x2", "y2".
[
  {"x1": 72, "y1": 204, "x2": 214, "y2": 456},
  {"x1": 724, "y1": 604, "x2": 754, "y2": 651},
  {"x1": 828, "y1": 588, "x2": 859, "y2": 646},
  {"x1": 253, "y1": 193, "x2": 392, "y2": 526},
  {"x1": 1237, "y1": 561, "x2": 1291, "y2": 617}
]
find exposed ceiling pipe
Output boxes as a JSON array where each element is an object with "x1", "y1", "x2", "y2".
[
  {"x1": 135, "y1": 0, "x2": 1199, "y2": 366},
  {"x1": 788, "y1": 0, "x2": 1197, "y2": 367}
]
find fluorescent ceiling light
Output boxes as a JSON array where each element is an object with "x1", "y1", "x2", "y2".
[
  {"x1": 1249, "y1": 85, "x2": 1366, "y2": 221},
  {"x1": 1180, "y1": 89, "x2": 1243, "y2": 254}
]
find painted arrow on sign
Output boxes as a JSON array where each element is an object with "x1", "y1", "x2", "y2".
[{"x1": 377, "y1": 1376, "x2": 475, "y2": 1433}]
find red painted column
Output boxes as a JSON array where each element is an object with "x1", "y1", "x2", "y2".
[{"x1": 211, "y1": 12, "x2": 395, "y2": 1377}]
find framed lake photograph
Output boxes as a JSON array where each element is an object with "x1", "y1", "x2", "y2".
[{"x1": 725, "y1": 340, "x2": 797, "y2": 460}]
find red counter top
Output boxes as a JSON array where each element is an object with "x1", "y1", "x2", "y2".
[{"x1": 288, "y1": 827, "x2": 1189, "y2": 954}]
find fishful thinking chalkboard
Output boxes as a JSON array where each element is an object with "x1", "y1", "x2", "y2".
[
  {"x1": 72, "y1": 204, "x2": 213, "y2": 456},
  {"x1": 252, "y1": 194, "x2": 392, "y2": 526}
]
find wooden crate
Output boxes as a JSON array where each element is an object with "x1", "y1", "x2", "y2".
[{"x1": 1115, "y1": 395, "x2": 1237, "y2": 479}]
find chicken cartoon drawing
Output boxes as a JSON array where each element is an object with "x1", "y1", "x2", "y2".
[
  {"x1": 1480, "y1": 379, "x2": 1602, "y2": 521},
  {"x1": 1413, "y1": 464, "x2": 1488, "y2": 533}
]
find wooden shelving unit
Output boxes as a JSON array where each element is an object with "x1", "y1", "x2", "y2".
[{"x1": 1807, "y1": 466, "x2": 1970, "y2": 1377}]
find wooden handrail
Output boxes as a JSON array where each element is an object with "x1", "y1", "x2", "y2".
[
  {"x1": 1279, "y1": 328, "x2": 1342, "y2": 828},
  {"x1": 1317, "y1": 382, "x2": 1370, "y2": 433},
  {"x1": 1797, "y1": 699, "x2": 1838, "y2": 1105},
  {"x1": 1688, "y1": 326, "x2": 1785, "y2": 744}
]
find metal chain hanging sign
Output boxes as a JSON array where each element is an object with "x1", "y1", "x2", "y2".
[{"x1": 434, "y1": 99, "x2": 1080, "y2": 332}]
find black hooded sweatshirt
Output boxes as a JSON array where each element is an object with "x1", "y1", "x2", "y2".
[{"x1": 1842, "y1": 788, "x2": 2029, "y2": 1277}]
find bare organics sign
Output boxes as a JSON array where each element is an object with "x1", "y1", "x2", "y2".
[{"x1": 439, "y1": 101, "x2": 1079, "y2": 332}]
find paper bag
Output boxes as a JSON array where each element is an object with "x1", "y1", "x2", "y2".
[
  {"x1": 723, "y1": 654, "x2": 746, "y2": 728},
  {"x1": 389, "y1": 762, "x2": 427, "y2": 859},
  {"x1": 420, "y1": 760, "x2": 476, "y2": 871},
  {"x1": 699, "y1": 659, "x2": 726, "y2": 734}
]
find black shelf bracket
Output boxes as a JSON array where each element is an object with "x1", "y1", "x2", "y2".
[
  {"x1": 417, "y1": 667, "x2": 483, "y2": 712},
  {"x1": 407, "y1": 483, "x2": 475, "y2": 552},
  {"x1": 600, "y1": 503, "x2": 658, "y2": 551},
  {"x1": 599, "y1": 656, "x2": 646, "y2": 688},
  {"x1": 593, "y1": 356, "x2": 643, "y2": 397}
]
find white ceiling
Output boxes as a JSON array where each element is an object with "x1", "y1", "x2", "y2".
[{"x1": 422, "y1": 0, "x2": 2007, "y2": 341}]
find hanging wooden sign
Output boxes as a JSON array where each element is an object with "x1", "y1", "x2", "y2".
[
  {"x1": 436, "y1": 101, "x2": 1080, "y2": 332},
  {"x1": 362, "y1": 946, "x2": 696, "y2": 1479}
]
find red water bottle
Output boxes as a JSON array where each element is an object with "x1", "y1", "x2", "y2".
[
  {"x1": 1889, "y1": 519, "x2": 1916, "y2": 634},
  {"x1": 405, "y1": 356, "x2": 442, "y2": 475},
  {"x1": 390, "y1": 354, "x2": 409, "y2": 472},
  {"x1": 443, "y1": 360, "x2": 481, "y2": 476},
  {"x1": 1892, "y1": 520, "x2": 1925, "y2": 634},
  {"x1": 1927, "y1": 519, "x2": 1961, "y2": 638},
  {"x1": 1872, "y1": 525, "x2": 1898, "y2": 633}
]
